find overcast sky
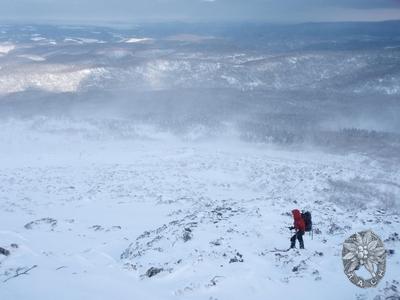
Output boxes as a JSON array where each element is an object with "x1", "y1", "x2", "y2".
[{"x1": 1, "y1": 0, "x2": 400, "y2": 23}]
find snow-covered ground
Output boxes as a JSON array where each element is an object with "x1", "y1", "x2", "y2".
[
  {"x1": 0, "y1": 43, "x2": 15, "y2": 56},
  {"x1": 0, "y1": 65, "x2": 107, "y2": 94},
  {"x1": 0, "y1": 131, "x2": 399, "y2": 300}
]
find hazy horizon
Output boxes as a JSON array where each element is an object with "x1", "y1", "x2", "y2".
[{"x1": 1, "y1": 0, "x2": 400, "y2": 24}]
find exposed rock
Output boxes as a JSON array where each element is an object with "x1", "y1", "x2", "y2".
[
  {"x1": 24, "y1": 218, "x2": 57, "y2": 230},
  {"x1": 207, "y1": 276, "x2": 224, "y2": 287},
  {"x1": 145, "y1": 267, "x2": 163, "y2": 278},
  {"x1": 375, "y1": 280, "x2": 400, "y2": 300},
  {"x1": 89, "y1": 225, "x2": 104, "y2": 231},
  {"x1": 312, "y1": 270, "x2": 322, "y2": 281},
  {"x1": 387, "y1": 249, "x2": 395, "y2": 256},
  {"x1": 229, "y1": 252, "x2": 244, "y2": 263},
  {"x1": 328, "y1": 223, "x2": 343, "y2": 235},
  {"x1": 385, "y1": 232, "x2": 400, "y2": 242},
  {"x1": 291, "y1": 259, "x2": 308, "y2": 273},
  {"x1": 314, "y1": 228, "x2": 322, "y2": 235},
  {"x1": 0, "y1": 247, "x2": 10, "y2": 256},
  {"x1": 210, "y1": 239, "x2": 222, "y2": 246},
  {"x1": 182, "y1": 228, "x2": 193, "y2": 242}
]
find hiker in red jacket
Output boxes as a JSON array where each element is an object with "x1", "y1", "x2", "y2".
[{"x1": 289, "y1": 209, "x2": 305, "y2": 249}]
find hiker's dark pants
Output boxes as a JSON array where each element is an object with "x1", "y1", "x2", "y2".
[{"x1": 290, "y1": 231, "x2": 304, "y2": 249}]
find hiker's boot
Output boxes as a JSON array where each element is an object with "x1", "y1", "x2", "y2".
[{"x1": 299, "y1": 242, "x2": 304, "y2": 249}]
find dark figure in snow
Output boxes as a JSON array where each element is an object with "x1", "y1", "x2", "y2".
[{"x1": 289, "y1": 209, "x2": 305, "y2": 249}]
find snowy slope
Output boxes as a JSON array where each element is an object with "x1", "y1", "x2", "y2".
[{"x1": 0, "y1": 137, "x2": 399, "y2": 300}]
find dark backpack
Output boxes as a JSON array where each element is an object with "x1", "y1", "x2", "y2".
[{"x1": 301, "y1": 211, "x2": 312, "y2": 232}]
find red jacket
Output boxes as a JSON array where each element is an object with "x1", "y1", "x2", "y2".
[{"x1": 292, "y1": 209, "x2": 305, "y2": 232}]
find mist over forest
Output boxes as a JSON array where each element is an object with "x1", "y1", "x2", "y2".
[{"x1": 1, "y1": 22, "x2": 400, "y2": 160}]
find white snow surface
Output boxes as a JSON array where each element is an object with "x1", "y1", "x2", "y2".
[
  {"x1": 124, "y1": 37, "x2": 153, "y2": 43},
  {"x1": 0, "y1": 121, "x2": 399, "y2": 300},
  {"x1": 0, "y1": 43, "x2": 15, "y2": 55},
  {"x1": 17, "y1": 54, "x2": 46, "y2": 62},
  {"x1": 64, "y1": 38, "x2": 104, "y2": 44},
  {"x1": 0, "y1": 65, "x2": 106, "y2": 94}
]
